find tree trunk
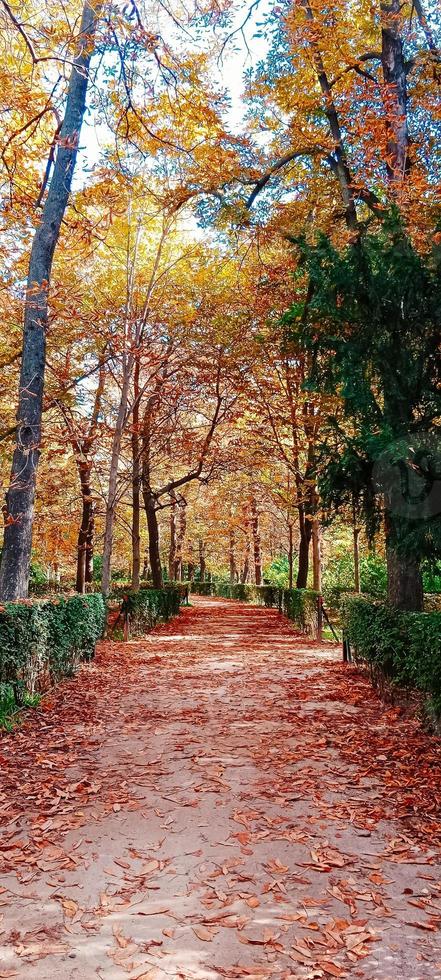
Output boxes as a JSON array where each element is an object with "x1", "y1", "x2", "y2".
[
  {"x1": 241, "y1": 538, "x2": 251, "y2": 584},
  {"x1": 296, "y1": 504, "x2": 312, "y2": 588},
  {"x1": 385, "y1": 520, "x2": 423, "y2": 610},
  {"x1": 229, "y1": 510, "x2": 237, "y2": 584},
  {"x1": 381, "y1": 0, "x2": 408, "y2": 183},
  {"x1": 131, "y1": 356, "x2": 141, "y2": 589},
  {"x1": 168, "y1": 494, "x2": 177, "y2": 581},
  {"x1": 199, "y1": 538, "x2": 206, "y2": 581},
  {"x1": 144, "y1": 491, "x2": 163, "y2": 588},
  {"x1": 76, "y1": 461, "x2": 93, "y2": 593},
  {"x1": 0, "y1": 0, "x2": 101, "y2": 601},
  {"x1": 312, "y1": 518, "x2": 321, "y2": 593},
  {"x1": 288, "y1": 522, "x2": 294, "y2": 590},
  {"x1": 85, "y1": 505, "x2": 94, "y2": 584},
  {"x1": 101, "y1": 361, "x2": 132, "y2": 595},
  {"x1": 250, "y1": 496, "x2": 262, "y2": 585},
  {"x1": 353, "y1": 526, "x2": 361, "y2": 593},
  {"x1": 174, "y1": 501, "x2": 186, "y2": 580}
]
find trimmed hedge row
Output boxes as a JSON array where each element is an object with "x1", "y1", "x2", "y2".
[
  {"x1": 189, "y1": 581, "x2": 319, "y2": 637},
  {"x1": 0, "y1": 593, "x2": 106, "y2": 705},
  {"x1": 120, "y1": 586, "x2": 181, "y2": 637},
  {"x1": 343, "y1": 596, "x2": 441, "y2": 718}
]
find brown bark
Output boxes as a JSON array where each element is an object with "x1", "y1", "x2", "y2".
[
  {"x1": 381, "y1": 0, "x2": 408, "y2": 183},
  {"x1": 386, "y1": 539, "x2": 423, "y2": 610},
  {"x1": 250, "y1": 496, "x2": 262, "y2": 586},
  {"x1": 76, "y1": 461, "x2": 93, "y2": 593},
  {"x1": 174, "y1": 501, "x2": 187, "y2": 581},
  {"x1": 241, "y1": 537, "x2": 251, "y2": 584},
  {"x1": 131, "y1": 354, "x2": 141, "y2": 589},
  {"x1": 141, "y1": 392, "x2": 162, "y2": 588},
  {"x1": 296, "y1": 504, "x2": 312, "y2": 589},
  {"x1": 168, "y1": 493, "x2": 177, "y2": 581},
  {"x1": 353, "y1": 526, "x2": 361, "y2": 593},
  {"x1": 312, "y1": 518, "x2": 321, "y2": 593},
  {"x1": 144, "y1": 490, "x2": 162, "y2": 588},
  {"x1": 301, "y1": 0, "x2": 358, "y2": 229},
  {"x1": 198, "y1": 538, "x2": 206, "y2": 581},
  {"x1": 288, "y1": 522, "x2": 294, "y2": 590}
]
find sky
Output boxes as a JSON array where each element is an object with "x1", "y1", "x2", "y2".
[{"x1": 77, "y1": 0, "x2": 272, "y2": 179}]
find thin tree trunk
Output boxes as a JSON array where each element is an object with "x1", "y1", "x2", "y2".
[
  {"x1": 312, "y1": 518, "x2": 321, "y2": 593},
  {"x1": 353, "y1": 526, "x2": 361, "y2": 593},
  {"x1": 85, "y1": 504, "x2": 94, "y2": 584},
  {"x1": 296, "y1": 504, "x2": 312, "y2": 588},
  {"x1": 0, "y1": 0, "x2": 101, "y2": 601},
  {"x1": 241, "y1": 538, "x2": 251, "y2": 584},
  {"x1": 101, "y1": 360, "x2": 132, "y2": 595},
  {"x1": 288, "y1": 522, "x2": 294, "y2": 590},
  {"x1": 381, "y1": 0, "x2": 408, "y2": 183},
  {"x1": 141, "y1": 392, "x2": 163, "y2": 588},
  {"x1": 131, "y1": 356, "x2": 141, "y2": 589},
  {"x1": 229, "y1": 510, "x2": 237, "y2": 585},
  {"x1": 174, "y1": 501, "x2": 186, "y2": 580},
  {"x1": 199, "y1": 538, "x2": 206, "y2": 581},
  {"x1": 76, "y1": 461, "x2": 93, "y2": 593},
  {"x1": 168, "y1": 494, "x2": 177, "y2": 581},
  {"x1": 144, "y1": 491, "x2": 162, "y2": 588},
  {"x1": 250, "y1": 496, "x2": 263, "y2": 585}
]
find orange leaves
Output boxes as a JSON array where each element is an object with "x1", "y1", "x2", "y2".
[{"x1": 192, "y1": 924, "x2": 218, "y2": 941}]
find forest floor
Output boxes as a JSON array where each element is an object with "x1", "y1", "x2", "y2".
[{"x1": 1, "y1": 597, "x2": 441, "y2": 980}]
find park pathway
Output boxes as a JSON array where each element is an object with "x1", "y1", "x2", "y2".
[{"x1": 1, "y1": 597, "x2": 441, "y2": 980}]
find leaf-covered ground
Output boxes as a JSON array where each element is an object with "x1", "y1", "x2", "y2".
[{"x1": 1, "y1": 597, "x2": 441, "y2": 979}]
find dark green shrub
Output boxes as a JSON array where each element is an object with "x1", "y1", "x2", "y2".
[
  {"x1": 120, "y1": 586, "x2": 180, "y2": 637},
  {"x1": 0, "y1": 594, "x2": 106, "y2": 711},
  {"x1": 190, "y1": 582, "x2": 215, "y2": 596},
  {"x1": 281, "y1": 588, "x2": 319, "y2": 637},
  {"x1": 255, "y1": 585, "x2": 280, "y2": 608},
  {"x1": 343, "y1": 596, "x2": 441, "y2": 718}
]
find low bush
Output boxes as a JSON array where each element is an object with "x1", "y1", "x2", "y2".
[
  {"x1": 343, "y1": 596, "x2": 441, "y2": 719},
  {"x1": 190, "y1": 581, "x2": 215, "y2": 596},
  {"x1": 120, "y1": 586, "x2": 180, "y2": 637},
  {"x1": 0, "y1": 594, "x2": 106, "y2": 719},
  {"x1": 280, "y1": 588, "x2": 320, "y2": 637}
]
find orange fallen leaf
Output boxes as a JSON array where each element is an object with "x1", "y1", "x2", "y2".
[
  {"x1": 320, "y1": 961, "x2": 344, "y2": 977},
  {"x1": 192, "y1": 925, "x2": 217, "y2": 941},
  {"x1": 60, "y1": 898, "x2": 78, "y2": 918}
]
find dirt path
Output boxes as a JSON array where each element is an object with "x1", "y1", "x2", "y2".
[{"x1": 1, "y1": 597, "x2": 441, "y2": 980}]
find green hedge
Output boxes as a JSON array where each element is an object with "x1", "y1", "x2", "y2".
[
  {"x1": 190, "y1": 581, "x2": 215, "y2": 596},
  {"x1": 120, "y1": 586, "x2": 180, "y2": 637},
  {"x1": 280, "y1": 588, "x2": 319, "y2": 636},
  {"x1": 343, "y1": 596, "x2": 441, "y2": 718},
  {"x1": 0, "y1": 593, "x2": 106, "y2": 710}
]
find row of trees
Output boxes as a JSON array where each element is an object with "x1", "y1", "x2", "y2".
[{"x1": 0, "y1": 0, "x2": 439, "y2": 608}]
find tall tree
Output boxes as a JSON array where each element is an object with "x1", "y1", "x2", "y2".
[{"x1": 0, "y1": 0, "x2": 102, "y2": 599}]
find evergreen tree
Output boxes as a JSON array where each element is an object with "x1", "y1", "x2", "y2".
[{"x1": 286, "y1": 217, "x2": 441, "y2": 609}]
